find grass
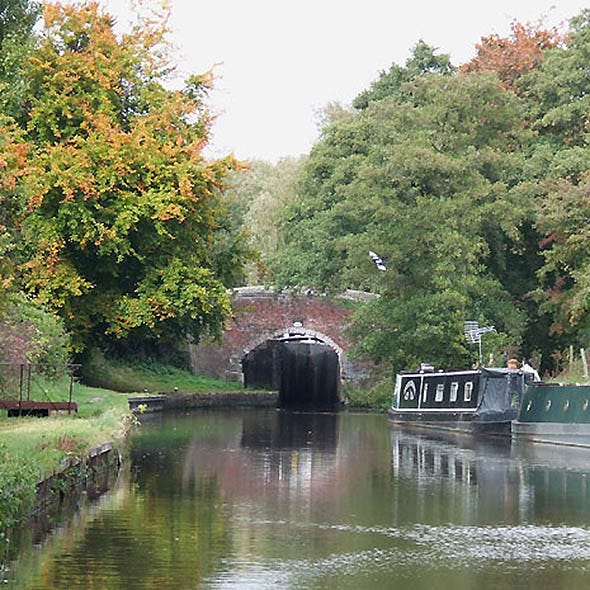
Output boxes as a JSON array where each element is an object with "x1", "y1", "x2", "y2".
[
  {"x1": 0, "y1": 383, "x2": 131, "y2": 533},
  {"x1": 82, "y1": 353, "x2": 244, "y2": 394},
  {"x1": 343, "y1": 378, "x2": 392, "y2": 411},
  {"x1": 549, "y1": 357, "x2": 590, "y2": 384}
]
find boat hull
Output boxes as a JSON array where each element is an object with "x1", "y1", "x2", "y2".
[
  {"x1": 512, "y1": 383, "x2": 590, "y2": 447},
  {"x1": 388, "y1": 408, "x2": 515, "y2": 436}
]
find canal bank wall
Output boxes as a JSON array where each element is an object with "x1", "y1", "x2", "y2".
[
  {"x1": 128, "y1": 390, "x2": 278, "y2": 413},
  {"x1": 3, "y1": 440, "x2": 123, "y2": 566},
  {"x1": 34, "y1": 441, "x2": 122, "y2": 515}
]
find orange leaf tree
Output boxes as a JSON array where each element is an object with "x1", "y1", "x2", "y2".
[
  {"x1": 461, "y1": 20, "x2": 562, "y2": 91},
  {"x1": 0, "y1": 116, "x2": 30, "y2": 305},
  {"x1": 19, "y1": 1, "x2": 249, "y2": 354}
]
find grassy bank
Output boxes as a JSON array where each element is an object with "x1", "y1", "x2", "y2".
[
  {"x1": 0, "y1": 380, "x2": 130, "y2": 533},
  {"x1": 343, "y1": 379, "x2": 392, "y2": 411},
  {"x1": 0, "y1": 361, "x2": 241, "y2": 534},
  {"x1": 81, "y1": 353, "x2": 241, "y2": 394}
]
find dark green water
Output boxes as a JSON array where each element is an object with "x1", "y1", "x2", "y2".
[{"x1": 5, "y1": 409, "x2": 590, "y2": 589}]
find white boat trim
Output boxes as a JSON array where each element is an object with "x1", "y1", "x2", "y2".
[{"x1": 390, "y1": 408, "x2": 478, "y2": 413}]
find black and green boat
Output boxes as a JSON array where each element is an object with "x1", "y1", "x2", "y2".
[
  {"x1": 512, "y1": 383, "x2": 590, "y2": 446},
  {"x1": 389, "y1": 367, "x2": 530, "y2": 435}
]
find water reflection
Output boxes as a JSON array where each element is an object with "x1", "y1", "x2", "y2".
[
  {"x1": 391, "y1": 427, "x2": 590, "y2": 525},
  {"x1": 5, "y1": 410, "x2": 590, "y2": 589}
]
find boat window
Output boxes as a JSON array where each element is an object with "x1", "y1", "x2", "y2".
[
  {"x1": 450, "y1": 382, "x2": 459, "y2": 402},
  {"x1": 464, "y1": 381, "x2": 473, "y2": 402},
  {"x1": 435, "y1": 383, "x2": 444, "y2": 402}
]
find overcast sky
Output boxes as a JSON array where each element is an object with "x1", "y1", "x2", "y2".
[{"x1": 101, "y1": 0, "x2": 589, "y2": 162}]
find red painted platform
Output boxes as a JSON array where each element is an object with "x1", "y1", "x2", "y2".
[{"x1": 0, "y1": 400, "x2": 78, "y2": 417}]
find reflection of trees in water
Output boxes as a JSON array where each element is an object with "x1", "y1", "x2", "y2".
[
  {"x1": 391, "y1": 429, "x2": 590, "y2": 525},
  {"x1": 16, "y1": 463, "x2": 232, "y2": 590}
]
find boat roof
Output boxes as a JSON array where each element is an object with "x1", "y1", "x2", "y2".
[{"x1": 398, "y1": 367, "x2": 520, "y2": 378}]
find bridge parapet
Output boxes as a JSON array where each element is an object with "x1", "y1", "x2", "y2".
[{"x1": 189, "y1": 286, "x2": 373, "y2": 385}]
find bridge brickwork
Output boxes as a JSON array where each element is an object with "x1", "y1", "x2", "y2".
[{"x1": 189, "y1": 287, "x2": 373, "y2": 384}]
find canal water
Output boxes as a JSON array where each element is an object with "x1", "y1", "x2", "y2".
[{"x1": 5, "y1": 408, "x2": 590, "y2": 589}]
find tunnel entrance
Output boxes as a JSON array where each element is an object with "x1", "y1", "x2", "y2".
[{"x1": 242, "y1": 337, "x2": 340, "y2": 409}]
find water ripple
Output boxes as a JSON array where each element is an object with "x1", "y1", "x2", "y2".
[{"x1": 235, "y1": 516, "x2": 590, "y2": 570}]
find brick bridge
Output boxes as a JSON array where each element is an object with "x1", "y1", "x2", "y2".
[{"x1": 189, "y1": 286, "x2": 374, "y2": 407}]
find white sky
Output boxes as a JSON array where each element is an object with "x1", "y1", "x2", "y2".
[{"x1": 99, "y1": 0, "x2": 589, "y2": 162}]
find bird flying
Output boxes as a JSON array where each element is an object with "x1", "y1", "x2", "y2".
[{"x1": 369, "y1": 250, "x2": 387, "y2": 271}]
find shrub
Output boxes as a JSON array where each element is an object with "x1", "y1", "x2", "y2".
[{"x1": 0, "y1": 295, "x2": 71, "y2": 376}]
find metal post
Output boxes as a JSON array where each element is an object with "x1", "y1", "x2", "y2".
[
  {"x1": 68, "y1": 368, "x2": 74, "y2": 414},
  {"x1": 26, "y1": 363, "x2": 32, "y2": 401},
  {"x1": 18, "y1": 364, "x2": 24, "y2": 416}
]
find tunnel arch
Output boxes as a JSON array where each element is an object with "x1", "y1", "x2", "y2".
[
  {"x1": 241, "y1": 327, "x2": 348, "y2": 407},
  {"x1": 243, "y1": 327, "x2": 343, "y2": 364}
]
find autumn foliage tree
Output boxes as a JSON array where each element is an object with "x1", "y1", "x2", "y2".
[
  {"x1": 0, "y1": 116, "x2": 28, "y2": 307},
  {"x1": 15, "y1": 2, "x2": 249, "y2": 356},
  {"x1": 461, "y1": 20, "x2": 562, "y2": 90}
]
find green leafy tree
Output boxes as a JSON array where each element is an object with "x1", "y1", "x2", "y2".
[
  {"x1": 226, "y1": 156, "x2": 306, "y2": 282},
  {"x1": 536, "y1": 174, "x2": 590, "y2": 346},
  {"x1": 272, "y1": 70, "x2": 533, "y2": 370},
  {"x1": 523, "y1": 10, "x2": 590, "y2": 173},
  {"x1": 522, "y1": 11, "x2": 590, "y2": 354},
  {"x1": 0, "y1": 0, "x2": 38, "y2": 43},
  {"x1": 17, "y1": 2, "x2": 249, "y2": 354},
  {"x1": 353, "y1": 40, "x2": 455, "y2": 110},
  {"x1": 0, "y1": 0, "x2": 40, "y2": 121}
]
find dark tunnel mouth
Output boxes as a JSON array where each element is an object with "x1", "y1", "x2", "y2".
[{"x1": 242, "y1": 338, "x2": 341, "y2": 409}]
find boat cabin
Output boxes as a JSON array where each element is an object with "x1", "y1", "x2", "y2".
[{"x1": 390, "y1": 367, "x2": 532, "y2": 434}]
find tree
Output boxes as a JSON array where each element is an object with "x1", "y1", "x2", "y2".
[
  {"x1": 521, "y1": 11, "x2": 590, "y2": 355},
  {"x1": 226, "y1": 156, "x2": 306, "y2": 283},
  {"x1": 461, "y1": 20, "x2": 562, "y2": 91},
  {"x1": 536, "y1": 174, "x2": 590, "y2": 345},
  {"x1": 524, "y1": 10, "x2": 590, "y2": 159},
  {"x1": 0, "y1": 116, "x2": 28, "y2": 308},
  {"x1": 0, "y1": 0, "x2": 41, "y2": 121},
  {"x1": 353, "y1": 41, "x2": 455, "y2": 110},
  {"x1": 0, "y1": 0, "x2": 38, "y2": 44},
  {"x1": 271, "y1": 71, "x2": 532, "y2": 369},
  {"x1": 17, "y1": 2, "x2": 249, "y2": 354}
]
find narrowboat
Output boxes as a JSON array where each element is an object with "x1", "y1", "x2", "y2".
[
  {"x1": 512, "y1": 383, "x2": 590, "y2": 446},
  {"x1": 388, "y1": 365, "x2": 531, "y2": 435}
]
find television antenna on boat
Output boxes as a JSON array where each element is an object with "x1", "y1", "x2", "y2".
[{"x1": 464, "y1": 321, "x2": 495, "y2": 365}]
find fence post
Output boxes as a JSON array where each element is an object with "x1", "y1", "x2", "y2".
[
  {"x1": 18, "y1": 364, "x2": 24, "y2": 416},
  {"x1": 582, "y1": 348, "x2": 589, "y2": 380},
  {"x1": 26, "y1": 363, "x2": 32, "y2": 400}
]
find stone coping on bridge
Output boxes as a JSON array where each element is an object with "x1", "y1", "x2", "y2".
[
  {"x1": 129, "y1": 391, "x2": 278, "y2": 413},
  {"x1": 230, "y1": 285, "x2": 378, "y2": 301}
]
